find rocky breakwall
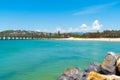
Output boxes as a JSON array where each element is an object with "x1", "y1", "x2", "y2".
[{"x1": 58, "y1": 52, "x2": 120, "y2": 80}]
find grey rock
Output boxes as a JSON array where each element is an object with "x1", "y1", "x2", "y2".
[
  {"x1": 58, "y1": 52, "x2": 120, "y2": 80},
  {"x1": 58, "y1": 67, "x2": 86, "y2": 80},
  {"x1": 100, "y1": 52, "x2": 118, "y2": 74},
  {"x1": 116, "y1": 56, "x2": 120, "y2": 75},
  {"x1": 85, "y1": 62, "x2": 100, "y2": 73}
]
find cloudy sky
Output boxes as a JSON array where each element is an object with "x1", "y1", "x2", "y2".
[{"x1": 0, "y1": 0, "x2": 120, "y2": 32}]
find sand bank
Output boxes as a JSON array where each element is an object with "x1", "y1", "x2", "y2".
[{"x1": 56, "y1": 37, "x2": 120, "y2": 42}]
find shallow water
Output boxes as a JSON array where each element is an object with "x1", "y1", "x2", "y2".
[{"x1": 0, "y1": 40, "x2": 120, "y2": 80}]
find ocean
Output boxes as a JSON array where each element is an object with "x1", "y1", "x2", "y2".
[{"x1": 0, "y1": 40, "x2": 120, "y2": 80}]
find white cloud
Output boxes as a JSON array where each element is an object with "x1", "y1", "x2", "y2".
[
  {"x1": 56, "y1": 20, "x2": 102, "y2": 33},
  {"x1": 92, "y1": 20, "x2": 102, "y2": 31},
  {"x1": 74, "y1": 2, "x2": 118, "y2": 15},
  {"x1": 80, "y1": 20, "x2": 102, "y2": 32},
  {"x1": 80, "y1": 24, "x2": 88, "y2": 29},
  {"x1": 80, "y1": 24, "x2": 90, "y2": 32}
]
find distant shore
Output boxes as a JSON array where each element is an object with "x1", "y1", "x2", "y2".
[
  {"x1": 55, "y1": 37, "x2": 120, "y2": 42},
  {"x1": 1, "y1": 37, "x2": 120, "y2": 42}
]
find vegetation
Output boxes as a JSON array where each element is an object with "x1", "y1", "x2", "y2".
[
  {"x1": 0, "y1": 30, "x2": 120, "y2": 39},
  {"x1": 0, "y1": 30, "x2": 70, "y2": 39},
  {"x1": 81, "y1": 30, "x2": 120, "y2": 38}
]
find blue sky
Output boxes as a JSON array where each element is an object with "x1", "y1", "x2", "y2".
[{"x1": 0, "y1": 0, "x2": 120, "y2": 32}]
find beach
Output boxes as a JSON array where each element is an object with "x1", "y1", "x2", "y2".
[{"x1": 56, "y1": 38, "x2": 120, "y2": 42}]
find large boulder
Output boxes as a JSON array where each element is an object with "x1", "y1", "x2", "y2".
[
  {"x1": 100, "y1": 52, "x2": 118, "y2": 74},
  {"x1": 116, "y1": 56, "x2": 120, "y2": 75},
  {"x1": 85, "y1": 62, "x2": 100, "y2": 73},
  {"x1": 58, "y1": 67, "x2": 87, "y2": 80},
  {"x1": 58, "y1": 52, "x2": 120, "y2": 80},
  {"x1": 87, "y1": 71, "x2": 120, "y2": 80}
]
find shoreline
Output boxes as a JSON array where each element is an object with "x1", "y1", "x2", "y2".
[
  {"x1": 1, "y1": 37, "x2": 120, "y2": 42},
  {"x1": 55, "y1": 37, "x2": 120, "y2": 42}
]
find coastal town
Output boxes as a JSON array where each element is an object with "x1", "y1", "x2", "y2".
[{"x1": 0, "y1": 30, "x2": 120, "y2": 40}]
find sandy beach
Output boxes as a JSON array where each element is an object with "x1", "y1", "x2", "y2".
[{"x1": 56, "y1": 37, "x2": 120, "y2": 42}]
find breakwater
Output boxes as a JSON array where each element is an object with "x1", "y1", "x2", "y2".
[{"x1": 58, "y1": 52, "x2": 120, "y2": 80}]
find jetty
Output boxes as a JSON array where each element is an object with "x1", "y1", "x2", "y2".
[
  {"x1": 0, "y1": 36, "x2": 39, "y2": 40},
  {"x1": 0, "y1": 36, "x2": 28, "y2": 40}
]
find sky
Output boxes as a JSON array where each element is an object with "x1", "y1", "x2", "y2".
[{"x1": 0, "y1": 0, "x2": 120, "y2": 33}]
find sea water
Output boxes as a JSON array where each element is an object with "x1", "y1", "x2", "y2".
[{"x1": 0, "y1": 40, "x2": 120, "y2": 80}]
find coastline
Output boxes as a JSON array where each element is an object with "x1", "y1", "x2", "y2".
[
  {"x1": 1, "y1": 37, "x2": 120, "y2": 42},
  {"x1": 55, "y1": 37, "x2": 120, "y2": 42}
]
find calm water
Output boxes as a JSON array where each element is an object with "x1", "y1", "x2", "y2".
[{"x1": 0, "y1": 40, "x2": 120, "y2": 80}]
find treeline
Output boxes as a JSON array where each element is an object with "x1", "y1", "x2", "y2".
[
  {"x1": 0, "y1": 30, "x2": 120, "y2": 39},
  {"x1": 81, "y1": 30, "x2": 120, "y2": 38}
]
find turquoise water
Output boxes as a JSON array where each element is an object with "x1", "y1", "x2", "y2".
[{"x1": 0, "y1": 40, "x2": 120, "y2": 80}]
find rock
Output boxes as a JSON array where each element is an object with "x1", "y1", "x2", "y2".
[
  {"x1": 116, "y1": 56, "x2": 120, "y2": 75},
  {"x1": 81, "y1": 72, "x2": 88, "y2": 80},
  {"x1": 58, "y1": 67, "x2": 86, "y2": 80},
  {"x1": 100, "y1": 52, "x2": 117, "y2": 74},
  {"x1": 58, "y1": 52, "x2": 120, "y2": 80},
  {"x1": 87, "y1": 71, "x2": 107, "y2": 80},
  {"x1": 87, "y1": 71, "x2": 120, "y2": 80},
  {"x1": 85, "y1": 62, "x2": 100, "y2": 73}
]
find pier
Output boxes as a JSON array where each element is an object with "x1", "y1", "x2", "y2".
[{"x1": 0, "y1": 36, "x2": 35, "y2": 40}]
